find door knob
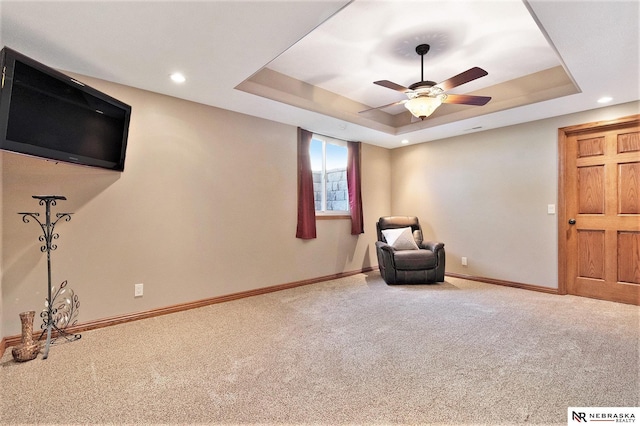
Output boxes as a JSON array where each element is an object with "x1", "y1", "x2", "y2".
[{"x1": 568, "y1": 218, "x2": 576, "y2": 225}]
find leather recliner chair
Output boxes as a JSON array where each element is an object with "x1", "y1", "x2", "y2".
[{"x1": 376, "y1": 216, "x2": 445, "y2": 284}]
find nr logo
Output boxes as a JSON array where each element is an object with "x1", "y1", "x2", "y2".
[{"x1": 572, "y1": 411, "x2": 587, "y2": 422}]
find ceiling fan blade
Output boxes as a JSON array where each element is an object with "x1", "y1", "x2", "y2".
[
  {"x1": 443, "y1": 94, "x2": 492, "y2": 106},
  {"x1": 374, "y1": 80, "x2": 411, "y2": 93},
  {"x1": 436, "y1": 67, "x2": 488, "y2": 91},
  {"x1": 359, "y1": 100, "x2": 407, "y2": 114}
]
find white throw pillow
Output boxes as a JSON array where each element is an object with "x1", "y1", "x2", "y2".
[{"x1": 381, "y1": 227, "x2": 419, "y2": 250}]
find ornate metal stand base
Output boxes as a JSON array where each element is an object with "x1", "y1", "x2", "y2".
[
  {"x1": 38, "y1": 280, "x2": 81, "y2": 358},
  {"x1": 19, "y1": 195, "x2": 81, "y2": 359}
]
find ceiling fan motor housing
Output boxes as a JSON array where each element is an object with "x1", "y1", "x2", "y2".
[
  {"x1": 408, "y1": 80, "x2": 437, "y2": 91},
  {"x1": 407, "y1": 84, "x2": 447, "y2": 100}
]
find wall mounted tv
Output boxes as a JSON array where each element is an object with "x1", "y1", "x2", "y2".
[{"x1": 0, "y1": 47, "x2": 131, "y2": 171}]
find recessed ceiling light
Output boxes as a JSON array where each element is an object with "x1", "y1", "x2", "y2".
[
  {"x1": 401, "y1": 139, "x2": 409, "y2": 144},
  {"x1": 597, "y1": 96, "x2": 613, "y2": 104},
  {"x1": 170, "y1": 72, "x2": 186, "y2": 83}
]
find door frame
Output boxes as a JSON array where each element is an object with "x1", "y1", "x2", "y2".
[{"x1": 557, "y1": 114, "x2": 640, "y2": 296}]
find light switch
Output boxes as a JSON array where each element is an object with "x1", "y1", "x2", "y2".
[{"x1": 547, "y1": 204, "x2": 556, "y2": 215}]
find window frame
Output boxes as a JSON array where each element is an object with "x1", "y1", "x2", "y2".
[{"x1": 310, "y1": 134, "x2": 350, "y2": 218}]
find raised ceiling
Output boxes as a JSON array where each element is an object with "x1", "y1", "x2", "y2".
[
  {"x1": 238, "y1": 0, "x2": 577, "y2": 134},
  {"x1": 0, "y1": 1, "x2": 638, "y2": 148}
]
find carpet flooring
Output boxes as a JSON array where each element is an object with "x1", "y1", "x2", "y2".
[{"x1": 1, "y1": 273, "x2": 638, "y2": 425}]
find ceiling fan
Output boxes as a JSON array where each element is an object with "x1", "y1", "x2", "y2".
[{"x1": 360, "y1": 44, "x2": 492, "y2": 120}]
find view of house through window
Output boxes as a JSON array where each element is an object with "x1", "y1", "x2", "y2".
[{"x1": 310, "y1": 135, "x2": 349, "y2": 213}]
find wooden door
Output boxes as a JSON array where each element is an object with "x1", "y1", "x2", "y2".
[{"x1": 559, "y1": 115, "x2": 640, "y2": 305}]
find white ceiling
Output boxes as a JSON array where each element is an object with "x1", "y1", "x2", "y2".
[
  {"x1": 266, "y1": 0, "x2": 559, "y2": 109},
  {"x1": 1, "y1": 0, "x2": 638, "y2": 149}
]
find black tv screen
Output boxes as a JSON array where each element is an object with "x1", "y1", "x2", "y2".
[{"x1": 0, "y1": 47, "x2": 131, "y2": 171}]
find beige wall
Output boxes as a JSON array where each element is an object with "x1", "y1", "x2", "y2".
[
  {"x1": 390, "y1": 101, "x2": 639, "y2": 288},
  {"x1": 1, "y1": 76, "x2": 391, "y2": 336},
  {"x1": 1, "y1": 69, "x2": 636, "y2": 339}
]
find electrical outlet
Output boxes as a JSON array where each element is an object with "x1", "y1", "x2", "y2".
[
  {"x1": 461, "y1": 257, "x2": 468, "y2": 266},
  {"x1": 134, "y1": 283, "x2": 144, "y2": 297}
]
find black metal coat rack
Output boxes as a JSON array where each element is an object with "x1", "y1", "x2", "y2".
[{"x1": 19, "y1": 195, "x2": 81, "y2": 359}]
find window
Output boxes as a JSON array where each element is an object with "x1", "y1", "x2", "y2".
[{"x1": 309, "y1": 135, "x2": 349, "y2": 214}]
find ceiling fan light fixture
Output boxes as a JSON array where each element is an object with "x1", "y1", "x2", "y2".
[{"x1": 405, "y1": 95, "x2": 443, "y2": 120}]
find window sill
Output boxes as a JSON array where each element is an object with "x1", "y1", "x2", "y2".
[{"x1": 316, "y1": 213, "x2": 351, "y2": 220}]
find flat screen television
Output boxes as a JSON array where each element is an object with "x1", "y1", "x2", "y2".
[{"x1": 0, "y1": 47, "x2": 131, "y2": 171}]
